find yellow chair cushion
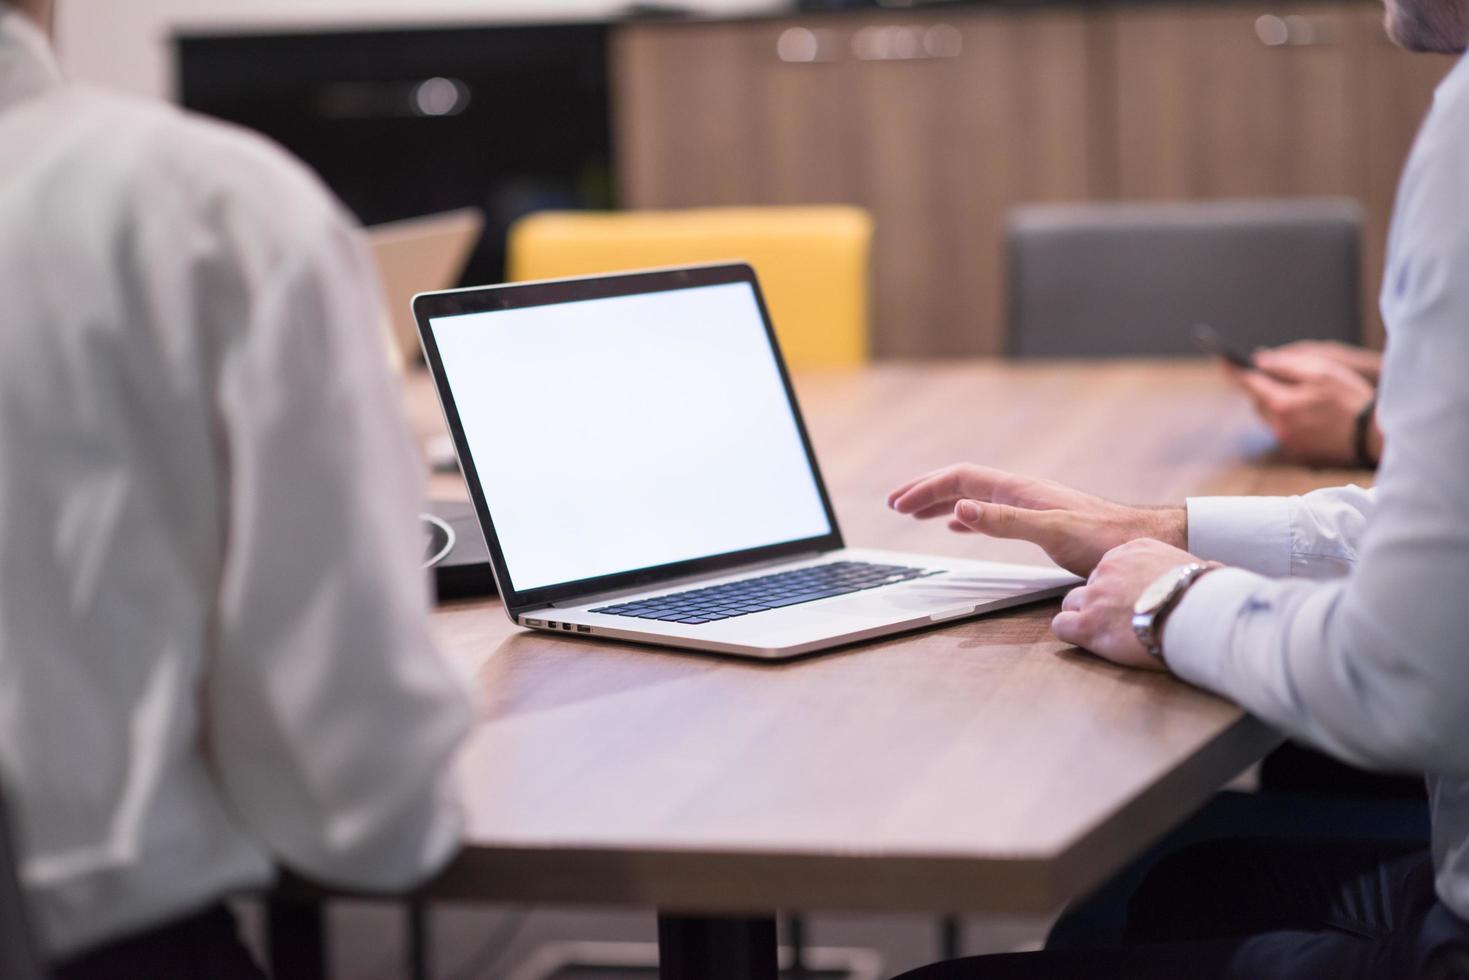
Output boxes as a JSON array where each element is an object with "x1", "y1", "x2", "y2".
[{"x1": 506, "y1": 207, "x2": 873, "y2": 369}]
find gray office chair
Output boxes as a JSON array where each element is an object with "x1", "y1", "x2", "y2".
[
  {"x1": 1005, "y1": 199, "x2": 1363, "y2": 357},
  {"x1": 0, "y1": 789, "x2": 48, "y2": 980}
]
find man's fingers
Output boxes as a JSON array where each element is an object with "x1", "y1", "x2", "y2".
[
  {"x1": 885, "y1": 466, "x2": 950, "y2": 509},
  {"x1": 1235, "y1": 369, "x2": 1294, "y2": 416},
  {"x1": 1222, "y1": 362, "x2": 1252, "y2": 387},
  {"x1": 910, "y1": 501, "x2": 961, "y2": 521},
  {"x1": 889, "y1": 468, "x2": 976, "y2": 514},
  {"x1": 889, "y1": 465, "x2": 1012, "y2": 515},
  {"x1": 1051, "y1": 610, "x2": 1084, "y2": 646},
  {"x1": 1061, "y1": 586, "x2": 1088, "y2": 612},
  {"x1": 1271, "y1": 340, "x2": 1325, "y2": 360},
  {"x1": 1251, "y1": 350, "x2": 1316, "y2": 383},
  {"x1": 946, "y1": 519, "x2": 974, "y2": 533},
  {"x1": 953, "y1": 498, "x2": 1054, "y2": 545}
]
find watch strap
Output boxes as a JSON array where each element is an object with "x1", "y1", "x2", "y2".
[{"x1": 1132, "y1": 562, "x2": 1217, "y2": 664}]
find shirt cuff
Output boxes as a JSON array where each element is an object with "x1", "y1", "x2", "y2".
[
  {"x1": 1185, "y1": 496, "x2": 1292, "y2": 578},
  {"x1": 1161, "y1": 566, "x2": 1263, "y2": 692}
]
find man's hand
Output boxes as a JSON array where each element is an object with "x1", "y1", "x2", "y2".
[
  {"x1": 1230, "y1": 350, "x2": 1377, "y2": 466},
  {"x1": 1267, "y1": 340, "x2": 1383, "y2": 384},
  {"x1": 887, "y1": 464, "x2": 1186, "y2": 577},
  {"x1": 1051, "y1": 538, "x2": 1205, "y2": 671}
]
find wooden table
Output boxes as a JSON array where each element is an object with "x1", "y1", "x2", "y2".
[{"x1": 286, "y1": 360, "x2": 1359, "y2": 979}]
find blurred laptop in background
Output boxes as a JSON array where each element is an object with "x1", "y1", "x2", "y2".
[{"x1": 368, "y1": 207, "x2": 484, "y2": 370}]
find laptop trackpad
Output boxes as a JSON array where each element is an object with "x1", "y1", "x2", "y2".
[{"x1": 883, "y1": 572, "x2": 1073, "y2": 617}]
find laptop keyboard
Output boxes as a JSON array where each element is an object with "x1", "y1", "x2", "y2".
[{"x1": 589, "y1": 560, "x2": 941, "y2": 625}]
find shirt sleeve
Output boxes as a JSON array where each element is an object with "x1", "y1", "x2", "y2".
[
  {"x1": 1185, "y1": 483, "x2": 1375, "y2": 580},
  {"x1": 1163, "y1": 112, "x2": 1469, "y2": 777},
  {"x1": 198, "y1": 151, "x2": 476, "y2": 892}
]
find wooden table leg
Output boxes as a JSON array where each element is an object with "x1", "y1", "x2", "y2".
[
  {"x1": 266, "y1": 898, "x2": 326, "y2": 980},
  {"x1": 657, "y1": 912, "x2": 778, "y2": 980}
]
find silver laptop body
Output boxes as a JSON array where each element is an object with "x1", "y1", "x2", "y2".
[{"x1": 414, "y1": 263, "x2": 1077, "y2": 660}]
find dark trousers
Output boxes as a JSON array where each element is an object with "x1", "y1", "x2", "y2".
[
  {"x1": 54, "y1": 903, "x2": 266, "y2": 980},
  {"x1": 1045, "y1": 787, "x2": 1433, "y2": 952},
  {"x1": 894, "y1": 839, "x2": 1469, "y2": 980}
]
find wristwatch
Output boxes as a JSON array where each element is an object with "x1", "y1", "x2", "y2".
[{"x1": 1132, "y1": 562, "x2": 1218, "y2": 664}]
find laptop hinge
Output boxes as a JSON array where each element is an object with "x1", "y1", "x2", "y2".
[{"x1": 548, "y1": 549, "x2": 833, "y2": 608}]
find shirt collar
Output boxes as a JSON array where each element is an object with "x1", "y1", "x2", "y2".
[
  {"x1": 0, "y1": 6, "x2": 62, "y2": 116},
  {"x1": 1438, "y1": 49, "x2": 1469, "y2": 106}
]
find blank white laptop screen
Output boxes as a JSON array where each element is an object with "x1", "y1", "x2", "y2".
[{"x1": 429, "y1": 281, "x2": 833, "y2": 593}]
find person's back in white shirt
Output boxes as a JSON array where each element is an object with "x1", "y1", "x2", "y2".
[{"x1": 0, "y1": 6, "x2": 473, "y2": 959}]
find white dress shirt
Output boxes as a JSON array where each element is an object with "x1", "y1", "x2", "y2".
[
  {"x1": 1168, "y1": 50, "x2": 1469, "y2": 922},
  {"x1": 0, "y1": 9, "x2": 474, "y2": 957}
]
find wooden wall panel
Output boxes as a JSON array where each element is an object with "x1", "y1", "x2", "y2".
[
  {"x1": 611, "y1": 4, "x2": 1451, "y2": 356},
  {"x1": 612, "y1": 23, "x2": 768, "y2": 208},
  {"x1": 927, "y1": 12, "x2": 1106, "y2": 357},
  {"x1": 613, "y1": 11, "x2": 1103, "y2": 358},
  {"x1": 1109, "y1": 5, "x2": 1363, "y2": 200}
]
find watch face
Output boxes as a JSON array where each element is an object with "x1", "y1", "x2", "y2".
[{"x1": 1135, "y1": 565, "x2": 1188, "y2": 615}]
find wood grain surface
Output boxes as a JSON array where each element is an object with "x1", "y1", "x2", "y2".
[
  {"x1": 611, "y1": 10, "x2": 1103, "y2": 360},
  {"x1": 611, "y1": 4, "x2": 1446, "y2": 357},
  {"x1": 407, "y1": 360, "x2": 1361, "y2": 915}
]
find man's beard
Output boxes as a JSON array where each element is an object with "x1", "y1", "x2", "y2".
[{"x1": 1386, "y1": 0, "x2": 1469, "y2": 53}]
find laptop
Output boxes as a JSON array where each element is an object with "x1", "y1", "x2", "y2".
[
  {"x1": 368, "y1": 207, "x2": 485, "y2": 369},
  {"x1": 414, "y1": 263, "x2": 1079, "y2": 659}
]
